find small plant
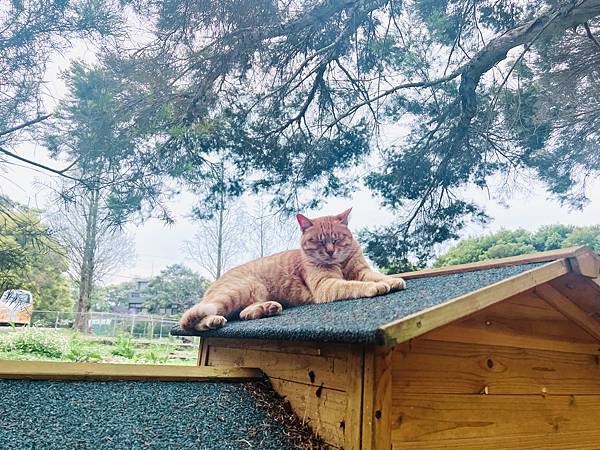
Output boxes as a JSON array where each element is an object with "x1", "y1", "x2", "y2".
[
  {"x1": 0, "y1": 328, "x2": 68, "y2": 359},
  {"x1": 65, "y1": 333, "x2": 102, "y2": 362},
  {"x1": 137, "y1": 349, "x2": 166, "y2": 364},
  {"x1": 111, "y1": 334, "x2": 136, "y2": 359}
]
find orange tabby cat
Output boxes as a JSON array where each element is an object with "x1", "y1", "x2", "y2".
[{"x1": 180, "y1": 208, "x2": 406, "y2": 331}]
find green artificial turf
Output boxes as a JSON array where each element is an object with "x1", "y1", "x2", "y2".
[
  {"x1": 172, "y1": 262, "x2": 545, "y2": 344},
  {"x1": 0, "y1": 379, "x2": 314, "y2": 450}
]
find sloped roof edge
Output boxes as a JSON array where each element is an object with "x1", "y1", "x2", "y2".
[
  {"x1": 393, "y1": 245, "x2": 599, "y2": 280},
  {"x1": 379, "y1": 257, "x2": 577, "y2": 346}
]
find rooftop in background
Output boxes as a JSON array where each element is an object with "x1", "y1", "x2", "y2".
[{"x1": 172, "y1": 246, "x2": 600, "y2": 346}]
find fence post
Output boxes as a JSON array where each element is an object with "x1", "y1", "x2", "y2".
[
  {"x1": 130, "y1": 316, "x2": 135, "y2": 336},
  {"x1": 159, "y1": 318, "x2": 164, "y2": 339},
  {"x1": 55, "y1": 312, "x2": 59, "y2": 329}
]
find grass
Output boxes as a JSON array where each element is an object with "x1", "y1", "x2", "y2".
[{"x1": 0, "y1": 326, "x2": 197, "y2": 365}]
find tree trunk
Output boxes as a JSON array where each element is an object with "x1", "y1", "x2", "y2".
[
  {"x1": 216, "y1": 188, "x2": 224, "y2": 279},
  {"x1": 74, "y1": 190, "x2": 99, "y2": 332}
]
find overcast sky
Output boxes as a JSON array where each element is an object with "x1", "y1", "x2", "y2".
[{"x1": 2, "y1": 40, "x2": 600, "y2": 284}]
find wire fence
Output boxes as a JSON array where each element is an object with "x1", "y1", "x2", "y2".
[{"x1": 30, "y1": 310, "x2": 183, "y2": 340}]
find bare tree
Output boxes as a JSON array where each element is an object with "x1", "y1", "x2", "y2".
[
  {"x1": 244, "y1": 197, "x2": 299, "y2": 259},
  {"x1": 183, "y1": 202, "x2": 246, "y2": 280},
  {"x1": 47, "y1": 191, "x2": 135, "y2": 331}
]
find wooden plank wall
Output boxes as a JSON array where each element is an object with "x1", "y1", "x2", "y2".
[
  {"x1": 200, "y1": 337, "x2": 365, "y2": 449},
  {"x1": 390, "y1": 288, "x2": 600, "y2": 449}
]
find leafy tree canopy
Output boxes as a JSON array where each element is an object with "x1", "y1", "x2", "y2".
[
  {"x1": 434, "y1": 224, "x2": 600, "y2": 267},
  {"x1": 0, "y1": 197, "x2": 72, "y2": 311},
  {"x1": 0, "y1": 0, "x2": 125, "y2": 161},
  {"x1": 101, "y1": 0, "x2": 600, "y2": 260},
  {"x1": 46, "y1": 62, "x2": 170, "y2": 225},
  {"x1": 144, "y1": 264, "x2": 210, "y2": 313},
  {"x1": 2, "y1": 0, "x2": 600, "y2": 267},
  {"x1": 91, "y1": 281, "x2": 135, "y2": 312}
]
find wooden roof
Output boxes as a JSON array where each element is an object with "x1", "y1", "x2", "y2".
[
  {"x1": 381, "y1": 246, "x2": 600, "y2": 345},
  {"x1": 172, "y1": 247, "x2": 600, "y2": 347}
]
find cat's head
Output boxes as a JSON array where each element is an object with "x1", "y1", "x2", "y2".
[{"x1": 297, "y1": 208, "x2": 355, "y2": 265}]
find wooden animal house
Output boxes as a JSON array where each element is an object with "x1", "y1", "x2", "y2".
[{"x1": 173, "y1": 246, "x2": 600, "y2": 450}]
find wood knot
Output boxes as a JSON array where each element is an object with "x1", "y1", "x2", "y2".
[
  {"x1": 308, "y1": 370, "x2": 316, "y2": 383},
  {"x1": 315, "y1": 384, "x2": 323, "y2": 398},
  {"x1": 486, "y1": 358, "x2": 494, "y2": 369},
  {"x1": 375, "y1": 410, "x2": 382, "y2": 419}
]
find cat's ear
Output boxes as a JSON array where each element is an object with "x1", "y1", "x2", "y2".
[
  {"x1": 335, "y1": 208, "x2": 352, "y2": 225},
  {"x1": 296, "y1": 213, "x2": 314, "y2": 232}
]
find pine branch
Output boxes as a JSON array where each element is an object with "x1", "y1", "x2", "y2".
[{"x1": 0, "y1": 114, "x2": 52, "y2": 138}]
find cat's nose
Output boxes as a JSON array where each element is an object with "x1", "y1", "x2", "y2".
[{"x1": 325, "y1": 244, "x2": 335, "y2": 256}]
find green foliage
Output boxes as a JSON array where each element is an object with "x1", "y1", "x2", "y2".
[
  {"x1": 0, "y1": 328, "x2": 196, "y2": 364},
  {"x1": 434, "y1": 225, "x2": 600, "y2": 267},
  {"x1": 0, "y1": 198, "x2": 73, "y2": 311},
  {"x1": 0, "y1": 0, "x2": 124, "y2": 149},
  {"x1": 3, "y1": 0, "x2": 599, "y2": 271},
  {"x1": 358, "y1": 227, "x2": 424, "y2": 274},
  {"x1": 0, "y1": 328, "x2": 68, "y2": 359},
  {"x1": 47, "y1": 62, "x2": 168, "y2": 226},
  {"x1": 111, "y1": 334, "x2": 136, "y2": 359},
  {"x1": 137, "y1": 347, "x2": 170, "y2": 364},
  {"x1": 91, "y1": 281, "x2": 135, "y2": 312},
  {"x1": 64, "y1": 333, "x2": 102, "y2": 362},
  {"x1": 91, "y1": 266, "x2": 207, "y2": 315},
  {"x1": 144, "y1": 264, "x2": 209, "y2": 313},
  {"x1": 101, "y1": 0, "x2": 600, "y2": 257}
]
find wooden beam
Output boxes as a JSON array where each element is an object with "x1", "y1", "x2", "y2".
[
  {"x1": 569, "y1": 250, "x2": 600, "y2": 278},
  {"x1": 424, "y1": 319, "x2": 600, "y2": 355},
  {"x1": 345, "y1": 348, "x2": 365, "y2": 450},
  {"x1": 361, "y1": 346, "x2": 392, "y2": 450},
  {"x1": 380, "y1": 259, "x2": 570, "y2": 346},
  {"x1": 392, "y1": 246, "x2": 588, "y2": 280},
  {"x1": 536, "y1": 283, "x2": 600, "y2": 341},
  {"x1": 0, "y1": 360, "x2": 263, "y2": 381},
  {"x1": 197, "y1": 338, "x2": 209, "y2": 366}
]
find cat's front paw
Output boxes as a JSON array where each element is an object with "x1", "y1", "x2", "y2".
[
  {"x1": 196, "y1": 315, "x2": 227, "y2": 331},
  {"x1": 364, "y1": 281, "x2": 391, "y2": 297},
  {"x1": 386, "y1": 276, "x2": 406, "y2": 292}
]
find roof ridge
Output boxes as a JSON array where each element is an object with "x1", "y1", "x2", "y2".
[{"x1": 393, "y1": 246, "x2": 593, "y2": 280}]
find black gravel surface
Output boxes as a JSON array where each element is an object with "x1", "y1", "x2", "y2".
[{"x1": 0, "y1": 379, "x2": 311, "y2": 450}]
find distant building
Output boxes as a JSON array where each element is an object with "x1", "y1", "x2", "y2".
[
  {"x1": 126, "y1": 279, "x2": 194, "y2": 316},
  {"x1": 128, "y1": 280, "x2": 150, "y2": 314}
]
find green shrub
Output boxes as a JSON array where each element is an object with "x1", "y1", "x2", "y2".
[
  {"x1": 111, "y1": 334, "x2": 136, "y2": 359},
  {"x1": 0, "y1": 328, "x2": 68, "y2": 358},
  {"x1": 64, "y1": 334, "x2": 102, "y2": 362},
  {"x1": 137, "y1": 349, "x2": 168, "y2": 364}
]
